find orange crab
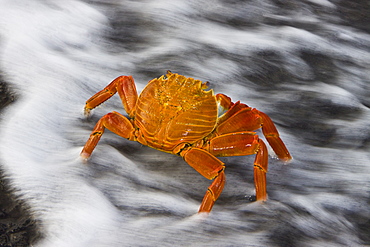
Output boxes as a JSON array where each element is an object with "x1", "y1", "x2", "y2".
[{"x1": 81, "y1": 71, "x2": 292, "y2": 213}]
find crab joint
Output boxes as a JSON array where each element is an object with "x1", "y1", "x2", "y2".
[{"x1": 172, "y1": 143, "x2": 190, "y2": 155}]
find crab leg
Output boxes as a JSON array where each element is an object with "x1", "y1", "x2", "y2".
[
  {"x1": 207, "y1": 132, "x2": 268, "y2": 201},
  {"x1": 182, "y1": 148, "x2": 226, "y2": 213},
  {"x1": 216, "y1": 94, "x2": 292, "y2": 162},
  {"x1": 253, "y1": 139, "x2": 268, "y2": 201},
  {"x1": 81, "y1": 111, "x2": 135, "y2": 159},
  {"x1": 208, "y1": 132, "x2": 259, "y2": 156},
  {"x1": 84, "y1": 76, "x2": 138, "y2": 117},
  {"x1": 253, "y1": 109, "x2": 292, "y2": 162},
  {"x1": 215, "y1": 94, "x2": 262, "y2": 135}
]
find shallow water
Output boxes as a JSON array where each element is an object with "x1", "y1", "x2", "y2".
[{"x1": 0, "y1": 0, "x2": 369, "y2": 246}]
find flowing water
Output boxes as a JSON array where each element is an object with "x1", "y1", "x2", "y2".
[{"x1": 0, "y1": 0, "x2": 369, "y2": 246}]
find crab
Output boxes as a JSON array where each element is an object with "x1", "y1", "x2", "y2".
[{"x1": 81, "y1": 71, "x2": 292, "y2": 213}]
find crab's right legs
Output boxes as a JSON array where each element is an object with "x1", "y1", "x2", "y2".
[
  {"x1": 207, "y1": 132, "x2": 269, "y2": 201},
  {"x1": 216, "y1": 93, "x2": 292, "y2": 162},
  {"x1": 181, "y1": 148, "x2": 226, "y2": 213},
  {"x1": 80, "y1": 111, "x2": 135, "y2": 160},
  {"x1": 254, "y1": 109, "x2": 292, "y2": 162},
  {"x1": 84, "y1": 76, "x2": 138, "y2": 117},
  {"x1": 253, "y1": 139, "x2": 268, "y2": 201}
]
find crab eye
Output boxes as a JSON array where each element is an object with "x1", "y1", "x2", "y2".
[{"x1": 201, "y1": 81, "x2": 210, "y2": 89}]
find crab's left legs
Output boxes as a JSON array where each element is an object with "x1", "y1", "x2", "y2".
[
  {"x1": 81, "y1": 111, "x2": 135, "y2": 159},
  {"x1": 180, "y1": 148, "x2": 226, "y2": 213},
  {"x1": 84, "y1": 76, "x2": 138, "y2": 117}
]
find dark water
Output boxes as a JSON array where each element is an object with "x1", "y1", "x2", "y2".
[{"x1": 0, "y1": 0, "x2": 369, "y2": 246}]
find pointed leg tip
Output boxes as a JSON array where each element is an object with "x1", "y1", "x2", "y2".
[
  {"x1": 282, "y1": 156, "x2": 293, "y2": 164},
  {"x1": 197, "y1": 210, "x2": 211, "y2": 218},
  {"x1": 197, "y1": 211, "x2": 210, "y2": 215},
  {"x1": 84, "y1": 107, "x2": 92, "y2": 117},
  {"x1": 198, "y1": 203, "x2": 213, "y2": 214},
  {"x1": 80, "y1": 152, "x2": 91, "y2": 161},
  {"x1": 198, "y1": 209, "x2": 211, "y2": 214},
  {"x1": 255, "y1": 194, "x2": 268, "y2": 202}
]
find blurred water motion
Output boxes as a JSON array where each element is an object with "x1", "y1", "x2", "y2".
[{"x1": 0, "y1": 0, "x2": 369, "y2": 246}]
